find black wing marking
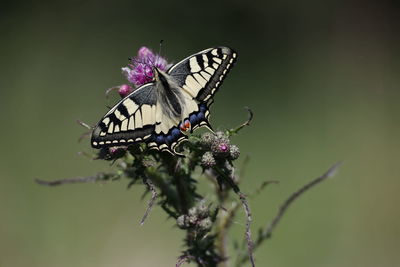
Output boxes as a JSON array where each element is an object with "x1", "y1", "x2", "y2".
[
  {"x1": 167, "y1": 46, "x2": 237, "y2": 102},
  {"x1": 91, "y1": 83, "x2": 157, "y2": 148}
]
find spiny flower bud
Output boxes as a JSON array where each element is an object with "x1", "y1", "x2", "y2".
[
  {"x1": 198, "y1": 218, "x2": 212, "y2": 231},
  {"x1": 188, "y1": 215, "x2": 197, "y2": 225},
  {"x1": 197, "y1": 203, "x2": 209, "y2": 219},
  {"x1": 118, "y1": 84, "x2": 133, "y2": 98},
  {"x1": 201, "y1": 152, "x2": 216, "y2": 168},
  {"x1": 229, "y1": 145, "x2": 240, "y2": 160},
  {"x1": 187, "y1": 206, "x2": 198, "y2": 224},
  {"x1": 179, "y1": 203, "x2": 212, "y2": 231},
  {"x1": 109, "y1": 146, "x2": 127, "y2": 157},
  {"x1": 188, "y1": 206, "x2": 198, "y2": 217},
  {"x1": 211, "y1": 133, "x2": 230, "y2": 157},
  {"x1": 215, "y1": 131, "x2": 230, "y2": 143},
  {"x1": 200, "y1": 132, "x2": 215, "y2": 147},
  {"x1": 177, "y1": 215, "x2": 189, "y2": 229},
  {"x1": 97, "y1": 146, "x2": 126, "y2": 160}
]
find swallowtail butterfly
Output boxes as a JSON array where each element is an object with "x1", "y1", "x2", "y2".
[{"x1": 91, "y1": 47, "x2": 237, "y2": 155}]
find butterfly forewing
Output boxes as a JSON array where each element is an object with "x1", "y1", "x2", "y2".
[
  {"x1": 168, "y1": 47, "x2": 237, "y2": 102},
  {"x1": 91, "y1": 83, "x2": 157, "y2": 148}
]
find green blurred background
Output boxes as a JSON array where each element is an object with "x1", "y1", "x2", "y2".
[{"x1": 1, "y1": 0, "x2": 399, "y2": 266}]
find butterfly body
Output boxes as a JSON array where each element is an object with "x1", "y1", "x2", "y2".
[{"x1": 91, "y1": 46, "x2": 237, "y2": 155}]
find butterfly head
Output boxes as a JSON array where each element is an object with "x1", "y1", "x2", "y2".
[{"x1": 152, "y1": 66, "x2": 161, "y2": 81}]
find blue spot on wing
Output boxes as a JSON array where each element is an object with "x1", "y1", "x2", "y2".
[
  {"x1": 189, "y1": 113, "x2": 199, "y2": 125},
  {"x1": 199, "y1": 103, "x2": 207, "y2": 113},
  {"x1": 189, "y1": 103, "x2": 210, "y2": 130},
  {"x1": 197, "y1": 112, "x2": 205, "y2": 121},
  {"x1": 171, "y1": 128, "x2": 181, "y2": 138},
  {"x1": 156, "y1": 135, "x2": 165, "y2": 144},
  {"x1": 166, "y1": 135, "x2": 174, "y2": 144},
  {"x1": 150, "y1": 126, "x2": 187, "y2": 149}
]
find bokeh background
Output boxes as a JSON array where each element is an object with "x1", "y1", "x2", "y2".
[{"x1": 1, "y1": 0, "x2": 399, "y2": 266}]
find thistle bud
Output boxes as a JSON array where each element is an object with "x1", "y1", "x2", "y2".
[
  {"x1": 200, "y1": 132, "x2": 215, "y2": 147},
  {"x1": 97, "y1": 146, "x2": 126, "y2": 160},
  {"x1": 211, "y1": 134, "x2": 230, "y2": 157},
  {"x1": 197, "y1": 203, "x2": 209, "y2": 219},
  {"x1": 188, "y1": 206, "x2": 198, "y2": 217},
  {"x1": 215, "y1": 131, "x2": 230, "y2": 143},
  {"x1": 198, "y1": 218, "x2": 212, "y2": 231},
  {"x1": 229, "y1": 145, "x2": 240, "y2": 160},
  {"x1": 118, "y1": 84, "x2": 133, "y2": 98},
  {"x1": 109, "y1": 146, "x2": 126, "y2": 158},
  {"x1": 177, "y1": 215, "x2": 189, "y2": 229},
  {"x1": 201, "y1": 152, "x2": 216, "y2": 168}
]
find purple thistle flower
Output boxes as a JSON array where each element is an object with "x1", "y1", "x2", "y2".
[
  {"x1": 137, "y1": 46, "x2": 155, "y2": 62},
  {"x1": 109, "y1": 146, "x2": 126, "y2": 157},
  {"x1": 211, "y1": 131, "x2": 231, "y2": 157},
  {"x1": 218, "y1": 143, "x2": 229, "y2": 153},
  {"x1": 122, "y1": 46, "x2": 172, "y2": 87}
]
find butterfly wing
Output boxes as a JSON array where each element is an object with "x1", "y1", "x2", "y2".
[
  {"x1": 168, "y1": 46, "x2": 237, "y2": 102},
  {"x1": 91, "y1": 83, "x2": 157, "y2": 148},
  {"x1": 92, "y1": 81, "x2": 188, "y2": 155},
  {"x1": 166, "y1": 46, "x2": 237, "y2": 133}
]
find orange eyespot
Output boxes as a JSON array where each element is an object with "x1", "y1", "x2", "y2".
[
  {"x1": 180, "y1": 120, "x2": 191, "y2": 132},
  {"x1": 184, "y1": 120, "x2": 191, "y2": 129}
]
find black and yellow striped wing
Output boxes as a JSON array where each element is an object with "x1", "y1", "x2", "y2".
[
  {"x1": 91, "y1": 83, "x2": 157, "y2": 148},
  {"x1": 168, "y1": 47, "x2": 237, "y2": 102}
]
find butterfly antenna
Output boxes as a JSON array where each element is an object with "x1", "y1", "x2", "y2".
[
  {"x1": 158, "y1": 39, "x2": 164, "y2": 55},
  {"x1": 128, "y1": 57, "x2": 141, "y2": 66}
]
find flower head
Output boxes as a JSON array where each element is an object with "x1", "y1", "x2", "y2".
[
  {"x1": 211, "y1": 132, "x2": 231, "y2": 157},
  {"x1": 118, "y1": 84, "x2": 133, "y2": 98},
  {"x1": 176, "y1": 202, "x2": 212, "y2": 232},
  {"x1": 137, "y1": 47, "x2": 154, "y2": 62},
  {"x1": 200, "y1": 132, "x2": 215, "y2": 147},
  {"x1": 201, "y1": 152, "x2": 216, "y2": 168},
  {"x1": 218, "y1": 143, "x2": 229, "y2": 153},
  {"x1": 97, "y1": 146, "x2": 126, "y2": 160},
  {"x1": 122, "y1": 46, "x2": 172, "y2": 87},
  {"x1": 229, "y1": 145, "x2": 240, "y2": 160}
]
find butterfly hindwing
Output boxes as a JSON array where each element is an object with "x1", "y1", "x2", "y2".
[
  {"x1": 168, "y1": 46, "x2": 237, "y2": 102},
  {"x1": 91, "y1": 83, "x2": 157, "y2": 148},
  {"x1": 146, "y1": 99, "x2": 189, "y2": 155}
]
